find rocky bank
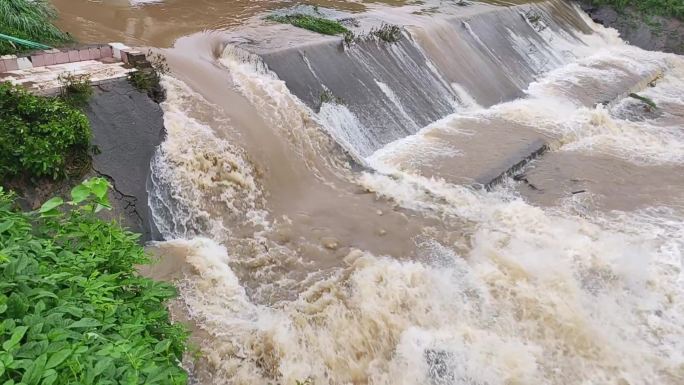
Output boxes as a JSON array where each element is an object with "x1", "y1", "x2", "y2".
[{"x1": 575, "y1": 1, "x2": 683, "y2": 54}]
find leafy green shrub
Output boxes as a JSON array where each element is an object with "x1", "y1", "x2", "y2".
[
  {"x1": 128, "y1": 50, "x2": 168, "y2": 103},
  {"x1": 0, "y1": 82, "x2": 91, "y2": 180},
  {"x1": 344, "y1": 24, "x2": 403, "y2": 46},
  {"x1": 0, "y1": 0, "x2": 70, "y2": 55},
  {"x1": 266, "y1": 14, "x2": 350, "y2": 36},
  {"x1": 371, "y1": 23, "x2": 403, "y2": 43},
  {"x1": 590, "y1": 0, "x2": 684, "y2": 19},
  {"x1": 318, "y1": 88, "x2": 344, "y2": 109},
  {"x1": 0, "y1": 178, "x2": 189, "y2": 385},
  {"x1": 58, "y1": 73, "x2": 93, "y2": 108}
]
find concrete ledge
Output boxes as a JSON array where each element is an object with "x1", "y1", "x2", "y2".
[{"x1": 0, "y1": 43, "x2": 137, "y2": 75}]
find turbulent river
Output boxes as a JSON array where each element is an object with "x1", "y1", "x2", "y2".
[{"x1": 57, "y1": 1, "x2": 683, "y2": 384}]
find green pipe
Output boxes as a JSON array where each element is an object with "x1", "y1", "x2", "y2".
[{"x1": 0, "y1": 32, "x2": 51, "y2": 50}]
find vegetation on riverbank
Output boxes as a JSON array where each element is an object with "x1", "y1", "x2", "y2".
[
  {"x1": 589, "y1": 0, "x2": 683, "y2": 19},
  {"x1": 0, "y1": 178, "x2": 189, "y2": 384},
  {"x1": 0, "y1": 0, "x2": 71, "y2": 55},
  {"x1": 266, "y1": 14, "x2": 350, "y2": 35},
  {"x1": 0, "y1": 82, "x2": 91, "y2": 181}
]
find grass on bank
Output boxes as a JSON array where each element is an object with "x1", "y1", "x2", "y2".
[
  {"x1": 0, "y1": 178, "x2": 189, "y2": 385},
  {"x1": 589, "y1": 0, "x2": 684, "y2": 19},
  {"x1": 0, "y1": 0, "x2": 71, "y2": 55},
  {"x1": 266, "y1": 14, "x2": 350, "y2": 35},
  {"x1": 0, "y1": 82, "x2": 91, "y2": 181}
]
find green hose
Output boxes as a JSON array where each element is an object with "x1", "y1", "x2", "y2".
[{"x1": 0, "y1": 32, "x2": 51, "y2": 51}]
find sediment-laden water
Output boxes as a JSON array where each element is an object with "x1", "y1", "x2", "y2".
[{"x1": 56, "y1": 1, "x2": 684, "y2": 384}]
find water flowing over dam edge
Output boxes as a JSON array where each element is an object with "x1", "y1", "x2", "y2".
[{"x1": 128, "y1": 1, "x2": 684, "y2": 384}]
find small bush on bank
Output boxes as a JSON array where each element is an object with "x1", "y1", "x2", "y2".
[
  {"x1": 266, "y1": 14, "x2": 350, "y2": 35},
  {"x1": 590, "y1": 0, "x2": 683, "y2": 19},
  {"x1": 0, "y1": 82, "x2": 91, "y2": 180},
  {"x1": 128, "y1": 50, "x2": 168, "y2": 103},
  {"x1": 0, "y1": 0, "x2": 71, "y2": 55},
  {"x1": 0, "y1": 178, "x2": 189, "y2": 385},
  {"x1": 58, "y1": 73, "x2": 93, "y2": 108}
]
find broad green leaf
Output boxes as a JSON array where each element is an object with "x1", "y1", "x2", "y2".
[
  {"x1": 0, "y1": 221, "x2": 12, "y2": 234},
  {"x1": 21, "y1": 353, "x2": 46, "y2": 385},
  {"x1": 38, "y1": 198, "x2": 63, "y2": 214},
  {"x1": 2, "y1": 326, "x2": 28, "y2": 351},
  {"x1": 89, "y1": 178, "x2": 109, "y2": 199},
  {"x1": 70, "y1": 184, "x2": 91, "y2": 204},
  {"x1": 42, "y1": 369, "x2": 58, "y2": 385},
  {"x1": 67, "y1": 318, "x2": 101, "y2": 329},
  {"x1": 45, "y1": 349, "x2": 70, "y2": 369},
  {"x1": 154, "y1": 339, "x2": 171, "y2": 354}
]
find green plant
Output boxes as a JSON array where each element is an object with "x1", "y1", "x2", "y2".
[
  {"x1": 318, "y1": 88, "x2": 343, "y2": 108},
  {"x1": 0, "y1": 82, "x2": 91, "y2": 180},
  {"x1": 0, "y1": 178, "x2": 189, "y2": 384},
  {"x1": 266, "y1": 14, "x2": 350, "y2": 36},
  {"x1": 343, "y1": 30, "x2": 356, "y2": 46},
  {"x1": 0, "y1": 0, "x2": 71, "y2": 55},
  {"x1": 58, "y1": 73, "x2": 93, "y2": 108},
  {"x1": 128, "y1": 50, "x2": 168, "y2": 103},
  {"x1": 525, "y1": 10, "x2": 547, "y2": 32},
  {"x1": 370, "y1": 23, "x2": 403, "y2": 43},
  {"x1": 629, "y1": 92, "x2": 657, "y2": 110},
  {"x1": 589, "y1": 0, "x2": 683, "y2": 19}
]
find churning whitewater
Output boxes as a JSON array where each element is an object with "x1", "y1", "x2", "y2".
[{"x1": 140, "y1": 1, "x2": 684, "y2": 384}]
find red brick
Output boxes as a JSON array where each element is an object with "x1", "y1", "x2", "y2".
[
  {"x1": 88, "y1": 47, "x2": 101, "y2": 60},
  {"x1": 78, "y1": 49, "x2": 90, "y2": 61},
  {"x1": 31, "y1": 54, "x2": 46, "y2": 67},
  {"x1": 68, "y1": 50, "x2": 79, "y2": 62},
  {"x1": 100, "y1": 45, "x2": 113, "y2": 58},
  {"x1": 56, "y1": 52, "x2": 69, "y2": 64},
  {"x1": 121, "y1": 51, "x2": 129, "y2": 64},
  {"x1": 0, "y1": 60, "x2": 5, "y2": 73},
  {"x1": 44, "y1": 53, "x2": 55, "y2": 66},
  {"x1": 4, "y1": 58, "x2": 18, "y2": 71}
]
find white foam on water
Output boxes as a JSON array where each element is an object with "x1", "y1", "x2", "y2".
[
  {"x1": 149, "y1": 76, "x2": 267, "y2": 239},
  {"x1": 375, "y1": 80, "x2": 420, "y2": 128},
  {"x1": 148, "y1": 2, "x2": 684, "y2": 384},
  {"x1": 218, "y1": 45, "x2": 351, "y2": 178},
  {"x1": 317, "y1": 102, "x2": 375, "y2": 164}
]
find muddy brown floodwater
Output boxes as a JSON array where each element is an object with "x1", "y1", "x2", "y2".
[{"x1": 49, "y1": 1, "x2": 684, "y2": 385}]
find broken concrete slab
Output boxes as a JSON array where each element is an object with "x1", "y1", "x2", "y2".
[
  {"x1": 0, "y1": 59, "x2": 135, "y2": 95},
  {"x1": 517, "y1": 151, "x2": 684, "y2": 212},
  {"x1": 86, "y1": 79, "x2": 166, "y2": 241}
]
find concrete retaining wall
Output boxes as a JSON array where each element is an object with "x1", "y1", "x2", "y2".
[{"x1": 0, "y1": 43, "x2": 145, "y2": 73}]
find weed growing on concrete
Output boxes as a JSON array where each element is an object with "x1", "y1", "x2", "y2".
[
  {"x1": 129, "y1": 50, "x2": 168, "y2": 103},
  {"x1": 58, "y1": 72, "x2": 93, "y2": 108},
  {"x1": 371, "y1": 23, "x2": 403, "y2": 43},
  {"x1": 344, "y1": 23, "x2": 403, "y2": 47},
  {"x1": 318, "y1": 88, "x2": 344, "y2": 109},
  {"x1": 343, "y1": 31, "x2": 356, "y2": 45},
  {"x1": 525, "y1": 10, "x2": 547, "y2": 32},
  {"x1": 266, "y1": 14, "x2": 350, "y2": 36}
]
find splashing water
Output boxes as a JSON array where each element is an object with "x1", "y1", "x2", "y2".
[{"x1": 143, "y1": 1, "x2": 684, "y2": 384}]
